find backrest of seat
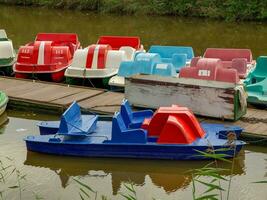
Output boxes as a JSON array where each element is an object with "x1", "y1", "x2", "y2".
[
  {"x1": 118, "y1": 61, "x2": 136, "y2": 77},
  {"x1": 148, "y1": 45, "x2": 194, "y2": 60},
  {"x1": 85, "y1": 44, "x2": 111, "y2": 69},
  {"x1": 216, "y1": 67, "x2": 239, "y2": 83},
  {"x1": 0, "y1": 30, "x2": 8, "y2": 41},
  {"x1": 97, "y1": 36, "x2": 141, "y2": 50},
  {"x1": 58, "y1": 102, "x2": 82, "y2": 134},
  {"x1": 71, "y1": 49, "x2": 88, "y2": 69},
  {"x1": 204, "y1": 48, "x2": 253, "y2": 63},
  {"x1": 190, "y1": 57, "x2": 201, "y2": 67},
  {"x1": 254, "y1": 56, "x2": 267, "y2": 76},
  {"x1": 172, "y1": 53, "x2": 187, "y2": 70},
  {"x1": 0, "y1": 41, "x2": 14, "y2": 59},
  {"x1": 36, "y1": 33, "x2": 78, "y2": 45},
  {"x1": 135, "y1": 53, "x2": 161, "y2": 74},
  {"x1": 153, "y1": 63, "x2": 177, "y2": 77},
  {"x1": 105, "y1": 50, "x2": 127, "y2": 69},
  {"x1": 111, "y1": 112, "x2": 127, "y2": 141},
  {"x1": 231, "y1": 58, "x2": 247, "y2": 75},
  {"x1": 120, "y1": 99, "x2": 133, "y2": 127},
  {"x1": 179, "y1": 58, "x2": 221, "y2": 81}
]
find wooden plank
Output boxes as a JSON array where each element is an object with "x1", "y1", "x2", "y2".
[
  {"x1": 79, "y1": 92, "x2": 124, "y2": 114},
  {"x1": 16, "y1": 85, "x2": 83, "y2": 102},
  {"x1": 200, "y1": 107, "x2": 267, "y2": 137},
  {"x1": 51, "y1": 90, "x2": 104, "y2": 105}
]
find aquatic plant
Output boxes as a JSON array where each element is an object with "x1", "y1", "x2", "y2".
[
  {"x1": 190, "y1": 146, "x2": 238, "y2": 200},
  {"x1": 0, "y1": 156, "x2": 42, "y2": 200}
]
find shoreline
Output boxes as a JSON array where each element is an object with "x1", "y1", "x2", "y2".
[{"x1": 0, "y1": 0, "x2": 266, "y2": 21}]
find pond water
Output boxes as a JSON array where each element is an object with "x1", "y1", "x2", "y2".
[
  {"x1": 0, "y1": 4, "x2": 267, "y2": 200},
  {"x1": 0, "y1": 111, "x2": 266, "y2": 200}
]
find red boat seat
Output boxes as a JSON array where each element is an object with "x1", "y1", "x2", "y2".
[
  {"x1": 85, "y1": 44, "x2": 111, "y2": 69},
  {"x1": 143, "y1": 107, "x2": 205, "y2": 144},
  {"x1": 231, "y1": 58, "x2": 247, "y2": 78},
  {"x1": 97, "y1": 36, "x2": 141, "y2": 50},
  {"x1": 190, "y1": 57, "x2": 201, "y2": 67},
  {"x1": 51, "y1": 46, "x2": 72, "y2": 65},
  {"x1": 179, "y1": 58, "x2": 240, "y2": 83},
  {"x1": 203, "y1": 48, "x2": 252, "y2": 63},
  {"x1": 36, "y1": 33, "x2": 80, "y2": 56}
]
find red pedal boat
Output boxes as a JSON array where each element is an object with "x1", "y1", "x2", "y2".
[{"x1": 13, "y1": 33, "x2": 80, "y2": 82}]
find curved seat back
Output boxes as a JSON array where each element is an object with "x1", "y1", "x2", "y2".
[
  {"x1": 179, "y1": 58, "x2": 239, "y2": 83},
  {"x1": 85, "y1": 44, "x2": 111, "y2": 69},
  {"x1": 149, "y1": 45, "x2": 194, "y2": 61},
  {"x1": 0, "y1": 41, "x2": 14, "y2": 59},
  {"x1": 0, "y1": 30, "x2": 8, "y2": 41},
  {"x1": 252, "y1": 56, "x2": 267, "y2": 77},
  {"x1": 204, "y1": 48, "x2": 253, "y2": 63},
  {"x1": 97, "y1": 36, "x2": 141, "y2": 50}
]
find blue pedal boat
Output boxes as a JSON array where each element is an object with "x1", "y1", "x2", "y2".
[
  {"x1": 25, "y1": 101, "x2": 245, "y2": 160},
  {"x1": 37, "y1": 99, "x2": 242, "y2": 139}
]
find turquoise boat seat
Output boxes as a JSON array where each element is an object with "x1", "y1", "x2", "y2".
[
  {"x1": 245, "y1": 56, "x2": 267, "y2": 85},
  {"x1": 117, "y1": 52, "x2": 177, "y2": 78},
  {"x1": 148, "y1": 45, "x2": 194, "y2": 71},
  {"x1": 246, "y1": 78, "x2": 267, "y2": 105},
  {"x1": 245, "y1": 56, "x2": 267, "y2": 105}
]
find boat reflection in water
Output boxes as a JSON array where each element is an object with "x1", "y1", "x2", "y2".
[{"x1": 24, "y1": 150, "x2": 245, "y2": 194}]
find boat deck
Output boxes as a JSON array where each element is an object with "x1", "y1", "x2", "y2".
[{"x1": 0, "y1": 76, "x2": 266, "y2": 143}]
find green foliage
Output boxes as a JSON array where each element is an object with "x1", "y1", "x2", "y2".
[{"x1": 0, "y1": 0, "x2": 266, "y2": 21}]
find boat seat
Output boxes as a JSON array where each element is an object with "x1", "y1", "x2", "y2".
[
  {"x1": 57, "y1": 102, "x2": 98, "y2": 136},
  {"x1": 190, "y1": 57, "x2": 201, "y2": 67},
  {"x1": 0, "y1": 41, "x2": 15, "y2": 59},
  {"x1": 153, "y1": 63, "x2": 176, "y2": 77},
  {"x1": 117, "y1": 52, "x2": 177, "y2": 78},
  {"x1": 120, "y1": 99, "x2": 153, "y2": 128},
  {"x1": 179, "y1": 58, "x2": 240, "y2": 83},
  {"x1": 108, "y1": 112, "x2": 147, "y2": 143},
  {"x1": 148, "y1": 45, "x2": 194, "y2": 71},
  {"x1": 246, "y1": 78, "x2": 267, "y2": 105},
  {"x1": 216, "y1": 67, "x2": 240, "y2": 83},
  {"x1": 204, "y1": 48, "x2": 253, "y2": 63},
  {"x1": 245, "y1": 56, "x2": 267, "y2": 85},
  {"x1": 0, "y1": 30, "x2": 8, "y2": 41},
  {"x1": 36, "y1": 33, "x2": 80, "y2": 56},
  {"x1": 97, "y1": 36, "x2": 142, "y2": 50},
  {"x1": 231, "y1": 58, "x2": 247, "y2": 78},
  {"x1": 119, "y1": 46, "x2": 136, "y2": 60}
]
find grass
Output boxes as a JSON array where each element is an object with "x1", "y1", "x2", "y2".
[{"x1": 0, "y1": 0, "x2": 266, "y2": 21}]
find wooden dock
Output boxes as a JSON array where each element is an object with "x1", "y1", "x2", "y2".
[
  {"x1": 0, "y1": 77, "x2": 266, "y2": 143},
  {"x1": 0, "y1": 77, "x2": 124, "y2": 114}
]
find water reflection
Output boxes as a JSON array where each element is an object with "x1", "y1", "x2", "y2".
[{"x1": 25, "y1": 150, "x2": 245, "y2": 195}]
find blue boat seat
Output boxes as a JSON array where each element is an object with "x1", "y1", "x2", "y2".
[
  {"x1": 57, "y1": 102, "x2": 98, "y2": 136},
  {"x1": 148, "y1": 45, "x2": 194, "y2": 71},
  {"x1": 153, "y1": 63, "x2": 177, "y2": 77},
  {"x1": 120, "y1": 99, "x2": 153, "y2": 128},
  {"x1": 118, "y1": 52, "x2": 177, "y2": 78},
  {"x1": 108, "y1": 112, "x2": 147, "y2": 143}
]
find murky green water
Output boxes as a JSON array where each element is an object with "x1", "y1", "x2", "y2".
[
  {"x1": 0, "y1": 111, "x2": 266, "y2": 200},
  {"x1": 1, "y1": 5, "x2": 267, "y2": 57},
  {"x1": 0, "y1": 4, "x2": 267, "y2": 200}
]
